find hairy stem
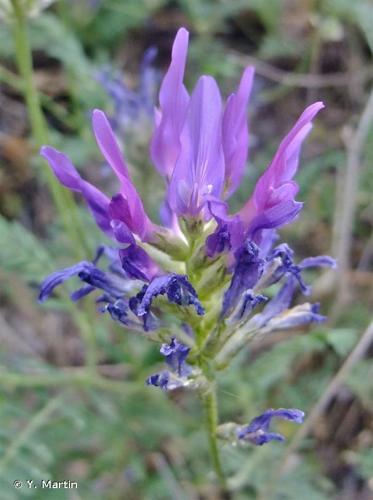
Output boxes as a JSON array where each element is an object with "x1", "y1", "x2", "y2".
[{"x1": 200, "y1": 383, "x2": 227, "y2": 491}]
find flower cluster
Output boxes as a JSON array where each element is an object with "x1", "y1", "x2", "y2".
[{"x1": 39, "y1": 28, "x2": 335, "y2": 447}]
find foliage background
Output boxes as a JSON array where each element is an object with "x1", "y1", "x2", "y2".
[{"x1": 0, "y1": 0, "x2": 372, "y2": 498}]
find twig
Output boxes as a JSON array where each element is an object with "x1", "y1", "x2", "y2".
[
  {"x1": 334, "y1": 90, "x2": 373, "y2": 307},
  {"x1": 229, "y1": 51, "x2": 373, "y2": 88},
  {"x1": 259, "y1": 320, "x2": 373, "y2": 500}
]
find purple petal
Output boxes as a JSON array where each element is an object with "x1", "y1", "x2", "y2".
[
  {"x1": 222, "y1": 66, "x2": 254, "y2": 197},
  {"x1": 167, "y1": 76, "x2": 224, "y2": 216},
  {"x1": 146, "y1": 371, "x2": 170, "y2": 390},
  {"x1": 205, "y1": 199, "x2": 245, "y2": 257},
  {"x1": 267, "y1": 302, "x2": 326, "y2": 330},
  {"x1": 110, "y1": 219, "x2": 136, "y2": 244},
  {"x1": 299, "y1": 255, "x2": 337, "y2": 269},
  {"x1": 109, "y1": 191, "x2": 153, "y2": 241},
  {"x1": 40, "y1": 146, "x2": 112, "y2": 236},
  {"x1": 39, "y1": 261, "x2": 95, "y2": 302},
  {"x1": 135, "y1": 274, "x2": 204, "y2": 317},
  {"x1": 150, "y1": 28, "x2": 189, "y2": 179},
  {"x1": 239, "y1": 102, "x2": 324, "y2": 234},
  {"x1": 247, "y1": 200, "x2": 303, "y2": 241},
  {"x1": 119, "y1": 244, "x2": 159, "y2": 281},
  {"x1": 160, "y1": 337, "x2": 191, "y2": 376},
  {"x1": 91, "y1": 109, "x2": 130, "y2": 183},
  {"x1": 237, "y1": 408, "x2": 304, "y2": 446},
  {"x1": 222, "y1": 240, "x2": 264, "y2": 317}
]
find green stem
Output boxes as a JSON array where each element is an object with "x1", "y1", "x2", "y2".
[
  {"x1": 10, "y1": 0, "x2": 97, "y2": 369},
  {"x1": 10, "y1": 0, "x2": 89, "y2": 259},
  {"x1": 200, "y1": 384, "x2": 227, "y2": 491}
]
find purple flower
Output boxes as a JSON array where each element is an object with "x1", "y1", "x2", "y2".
[
  {"x1": 133, "y1": 274, "x2": 204, "y2": 318},
  {"x1": 222, "y1": 66, "x2": 254, "y2": 197},
  {"x1": 41, "y1": 109, "x2": 155, "y2": 244},
  {"x1": 222, "y1": 240, "x2": 264, "y2": 317},
  {"x1": 239, "y1": 102, "x2": 324, "y2": 241},
  {"x1": 167, "y1": 75, "x2": 225, "y2": 216},
  {"x1": 38, "y1": 256, "x2": 129, "y2": 304},
  {"x1": 38, "y1": 27, "x2": 335, "y2": 399},
  {"x1": 147, "y1": 337, "x2": 192, "y2": 390},
  {"x1": 150, "y1": 28, "x2": 189, "y2": 181},
  {"x1": 119, "y1": 244, "x2": 159, "y2": 282},
  {"x1": 237, "y1": 408, "x2": 305, "y2": 445}
]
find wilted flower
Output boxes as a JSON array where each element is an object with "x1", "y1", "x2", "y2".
[
  {"x1": 39, "y1": 27, "x2": 335, "y2": 454},
  {"x1": 218, "y1": 408, "x2": 305, "y2": 446}
]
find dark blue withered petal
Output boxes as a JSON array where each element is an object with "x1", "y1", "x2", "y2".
[
  {"x1": 39, "y1": 261, "x2": 96, "y2": 302},
  {"x1": 160, "y1": 337, "x2": 191, "y2": 376},
  {"x1": 237, "y1": 408, "x2": 304, "y2": 446},
  {"x1": 235, "y1": 291, "x2": 267, "y2": 321},
  {"x1": 222, "y1": 240, "x2": 264, "y2": 317},
  {"x1": 299, "y1": 255, "x2": 337, "y2": 269},
  {"x1": 252, "y1": 276, "x2": 297, "y2": 328},
  {"x1": 206, "y1": 223, "x2": 231, "y2": 257},
  {"x1": 267, "y1": 302, "x2": 326, "y2": 330},
  {"x1": 147, "y1": 337, "x2": 191, "y2": 390},
  {"x1": 266, "y1": 243, "x2": 309, "y2": 293},
  {"x1": 136, "y1": 274, "x2": 205, "y2": 317}
]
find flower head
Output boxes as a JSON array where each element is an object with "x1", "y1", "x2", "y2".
[{"x1": 39, "y1": 28, "x2": 335, "y2": 437}]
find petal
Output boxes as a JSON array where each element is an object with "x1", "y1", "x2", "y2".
[
  {"x1": 168, "y1": 75, "x2": 224, "y2": 216},
  {"x1": 247, "y1": 200, "x2": 303, "y2": 241},
  {"x1": 135, "y1": 274, "x2": 204, "y2": 317},
  {"x1": 119, "y1": 244, "x2": 159, "y2": 281},
  {"x1": 222, "y1": 66, "x2": 254, "y2": 197},
  {"x1": 237, "y1": 408, "x2": 304, "y2": 445},
  {"x1": 160, "y1": 337, "x2": 191, "y2": 376},
  {"x1": 40, "y1": 146, "x2": 112, "y2": 236},
  {"x1": 299, "y1": 255, "x2": 337, "y2": 269},
  {"x1": 92, "y1": 109, "x2": 130, "y2": 183},
  {"x1": 39, "y1": 261, "x2": 95, "y2": 302},
  {"x1": 239, "y1": 102, "x2": 324, "y2": 231},
  {"x1": 222, "y1": 240, "x2": 264, "y2": 317},
  {"x1": 109, "y1": 191, "x2": 153, "y2": 241},
  {"x1": 150, "y1": 28, "x2": 190, "y2": 179},
  {"x1": 251, "y1": 276, "x2": 297, "y2": 328}
]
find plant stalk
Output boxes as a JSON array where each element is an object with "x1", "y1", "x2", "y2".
[
  {"x1": 10, "y1": 0, "x2": 89, "y2": 259},
  {"x1": 200, "y1": 383, "x2": 227, "y2": 491},
  {"x1": 10, "y1": 0, "x2": 97, "y2": 370}
]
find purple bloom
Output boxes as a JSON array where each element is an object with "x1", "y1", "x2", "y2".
[
  {"x1": 222, "y1": 66, "x2": 254, "y2": 197},
  {"x1": 134, "y1": 274, "x2": 205, "y2": 318},
  {"x1": 150, "y1": 28, "x2": 189, "y2": 180},
  {"x1": 119, "y1": 244, "x2": 159, "y2": 282},
  {"x1": 147, "y1": 337, "x2": 192, "y2": 390},
  {"x1": 41, "y1": 109, "x2": 155, "y2": 244},
  {"x1": 237, "y1": 408, "x2": 305, "y2": 445},
  {"x1": 38, "y1": 27, "x2": 335, "y2": 405},
  {"x1": 239, "y1": 102, "x2": 324, "y2": 242},
  {"x1": 38, "y1": 258, "x2": 129, "y2": 303},
  {"x1": 167, "y1": 75, "x2": 225, "y2": 216},
  {"x1": 222, "y1": 240, "x2": 264, "y2": 317}
]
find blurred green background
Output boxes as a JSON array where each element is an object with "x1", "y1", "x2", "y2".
[{"x1": 0, "y1": 0, "x2": 372, "y2": 498}]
